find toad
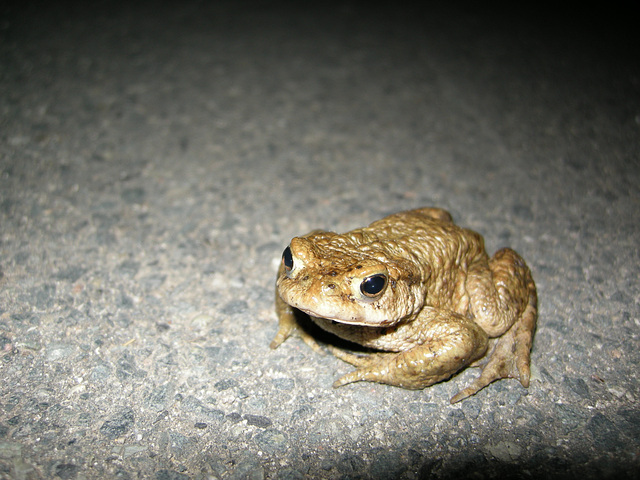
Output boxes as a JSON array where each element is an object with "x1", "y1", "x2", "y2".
[{"x1": 271, "y1": 207, "x2": 537, "y2": 403}]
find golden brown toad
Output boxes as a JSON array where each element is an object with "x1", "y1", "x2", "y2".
[{"x1": 271, "y1": 207, "x2": 537, "y2": 403}]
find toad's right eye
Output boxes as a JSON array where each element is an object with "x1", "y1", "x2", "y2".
[
  {"x1": 360, "y1": 273, "x2": 388, "y2": 298},
  {"x1": 282, "y1": 246, "x2": 294, "y2": 273}
]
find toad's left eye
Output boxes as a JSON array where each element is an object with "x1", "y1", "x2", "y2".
[
  {"x1": 360, "y1": 274, "x2": 388, "y2": 297},
  {"x1": 282, "y1": 246, "x2": 294, "y2": 274}
]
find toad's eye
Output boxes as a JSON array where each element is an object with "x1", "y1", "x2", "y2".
[
  {"x1": 360, "y1": 274, "x2": 387, "y2": 297},
  {"x1": 282, "y1": 246, "x2": 294, "y2": 273}
]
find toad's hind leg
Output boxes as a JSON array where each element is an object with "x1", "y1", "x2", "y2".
[{"x1": 454, "y1": 248, "x2": 538, "y2": 403}]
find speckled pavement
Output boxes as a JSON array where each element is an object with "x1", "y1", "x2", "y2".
[{"x1": 1, "y1": 2, "x2": 639, "y2": 479}]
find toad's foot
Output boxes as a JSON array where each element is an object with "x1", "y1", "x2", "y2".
[
  {"x1": 450, "y1": 292, "x2": 537, "y2": 403},
  {"x1": 327, "y1": 346, "x2": 396, "y2": 369}
]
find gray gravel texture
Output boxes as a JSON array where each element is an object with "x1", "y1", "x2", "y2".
[{"x1": 1, "y1": 2, "x2": 639, "y2": 479}]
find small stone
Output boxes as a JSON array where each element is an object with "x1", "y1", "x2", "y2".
[
  {"x1": 190, "y1": 313, "x2": 213, "y2": 330},
  {"x1": 484, "y1": 441, "x2": 522, "y2": 462},
  {"x1": 214, "y1": 379, "x2": 238, "y2": 391},
  {"x1": 181, "y1": 395, "x2": 224, "y2": 422},
  {"x1": 155, "y1": 469, "x2": 190, "y2": 480},
  {"x1": 253, "y1": 429, "x2": 287, "y2": 454},
  {"x1": 587, "y1": 413, "x2": 621, "y2": 449},
  {"x1": 271, "y1": 378, "x2": 294, "y2": 390},
  {"x1": 291, "y1": 405, "x2": 314, "y2": 423},
  {"x1": 165, "y1": 432, "x2": 192, "y2": 453},
  {"x1": 100, "y1": 408, "x2": 135, "y2": 439},
  {"x1": 461, "y1": 398, "x2": 482, "y2": 419},
  {"x1": 244, "y1": 414, "x2": 272, "y2": 428},
  {"x1": 226, "y1": 412, "x2": 242, "y2": 423},
  {"x1": 555, "y1": 403, "x2": 587, "y2": 433},
  {"x1": 54, "y1": 266, "x2": 87, "y2": 282},
  {"x1": 227, "y1": 457, "x2": 264, "y2": 480},
  {"x1": 116, "y1": 353, "x2": 146, "y2": 380},
  {"x1": 336, "y1": 454, "x2": 366, "y2": 474},
  {"x1": 275, "y1": 468, "x2": 305, "y2": 480},
  {"x1": 563, "y1": 376, "x2": 590, "y2": 399},
  {"x1": 147, "y1": 383, "x2": 174, "y2": 411},
  {"x1": 55, "y1": 463, "x2": 79, "y2": 479},
  {"x1": 117, "y1": 260, "x2": 140, "y2": 277},
  {"x1": 123, "y1": 445, "x2": 147, "y2": 458},
  {"x1": 90, "y1": 364, "x2": 112, "y2": 382},
  {"x1": 0, "y1": 335, "x2": 12, "y2": 350},
  {"x1": 45, "y1": 343, "x2": 74, "y2": 361}
]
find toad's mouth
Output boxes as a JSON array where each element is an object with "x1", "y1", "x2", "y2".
[
  {"x1": 293, "y1": 304, "x2": 364, "y2": 325},
  {"x1": 295, "y1": 304, "x2": 396, "y2": 327}
]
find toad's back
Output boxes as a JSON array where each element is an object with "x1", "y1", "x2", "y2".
[{"x1": 350, "y1": 208, "x2": 488, "y2": 312}]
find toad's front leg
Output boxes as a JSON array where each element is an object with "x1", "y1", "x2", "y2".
[
  {"x1": 331, "y1": 310, "x2": 489, "y2": 400},
  {"x1": 271, "y1": 262, "x2": 324, "y2": 354}
]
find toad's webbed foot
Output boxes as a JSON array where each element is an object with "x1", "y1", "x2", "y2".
[{"x1": 451, "y1": 286, "x2": 537, "y2": 403}]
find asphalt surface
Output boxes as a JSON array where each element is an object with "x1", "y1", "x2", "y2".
[{"x1": 1, "y1": 2, "x2": 639, "y2": 479}]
